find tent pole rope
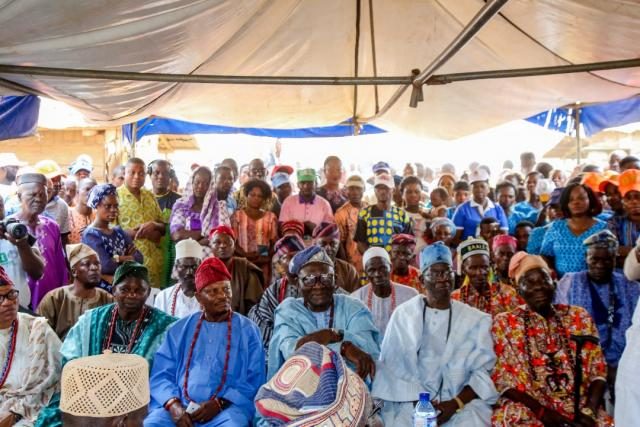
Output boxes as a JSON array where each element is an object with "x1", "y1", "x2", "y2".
[
  {"x1": 352, "y1": 0, "x2": 362, "y2": 135},
  {"x1": 368, "y1": 0, "x2": 380, "y2": 114}
]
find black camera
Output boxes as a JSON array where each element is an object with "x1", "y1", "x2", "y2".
[{"x1": 0, "y1": 218, "x2": 28, "y2": 240}]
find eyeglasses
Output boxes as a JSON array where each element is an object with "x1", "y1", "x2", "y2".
[
  {"x1": 423, "y1": 270, "x2": 455, "y2": 280},
  {"x1": 300, "y1": 273, "x2": 335, "y2": 288},
  {"x1": 0, "y1": 289, "x2": 19, "y2": 304}
]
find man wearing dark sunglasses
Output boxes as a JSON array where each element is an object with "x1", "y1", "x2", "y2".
[{"x1": 268, "y1": 245, "x2": 380, "y2": 381}]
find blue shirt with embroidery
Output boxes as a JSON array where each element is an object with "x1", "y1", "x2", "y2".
[
  {"x1": 452, "y1": 199, "x2": 508, "y2": 240},
  {"x1": 556, "y1": 271, "x2": 640, "y2": 366},
  {"x1": 540, "y1": 218, "x2": 607, "y2": 277}
]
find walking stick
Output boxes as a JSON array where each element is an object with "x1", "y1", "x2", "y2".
[{"x1": 570, "y1": 334, "x2": 600, "y2": 420}]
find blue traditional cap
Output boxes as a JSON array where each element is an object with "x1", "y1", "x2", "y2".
[
  {"x1": 430, "y1": 217, "x2": 456, "y2": 236},
  {"x1": 288, "y1": 245, "x2": 334, "y2": 276},
  {"x1": 583, "y1": 229, "x2": 619, "y2": 251},
  {"x1": 546, "y1": 187, "x2": 564, "y2": 207},
  {"x1": 271, "y1": 172, "x2": 291, "y2": 189},
  {"x1": 420, "y1": 242, "x2": 453, "y2": 273},
  {"x1": 372, "y1": 161, "x2": 391, "y2": 174}
]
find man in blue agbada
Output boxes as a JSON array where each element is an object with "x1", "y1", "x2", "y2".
[
  {"x1": 145, "y1": 256, "x2": 265, "y2": 427},
  {"x1": 267, "y1": 245, "x2": 380, "y2": 381},
  {"x1": 555, "y1": 229, "x2": 640, "y2": 397}
]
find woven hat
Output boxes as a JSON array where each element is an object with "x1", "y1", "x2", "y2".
[
  {"x1": 60, "y1": 352, "x2": 149, "y2": 417},
  {"x1": 255, "y1": 342, "x2": 371, "y2": 426}
]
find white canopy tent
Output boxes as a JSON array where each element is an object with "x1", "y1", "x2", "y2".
[{"x1": 1, "y1": 0, "x2": 639, "y2": 139}]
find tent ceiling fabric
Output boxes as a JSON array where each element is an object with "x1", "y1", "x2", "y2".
[{"x1": 0, "y1": 0, "x2": 639, "y2": 139}]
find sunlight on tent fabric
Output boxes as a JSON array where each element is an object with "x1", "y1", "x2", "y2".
[{"x1": 37, "y1": 97, "x2": 91, "y2": 129}]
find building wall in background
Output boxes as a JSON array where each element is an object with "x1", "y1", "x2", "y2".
[{"x1": 0, "y1": 128, "x2": 124, "y2": 182}]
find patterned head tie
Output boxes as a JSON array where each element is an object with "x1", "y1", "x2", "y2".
[{"x1": 87, "y1": 183, "x2": 117, "y2": 209}]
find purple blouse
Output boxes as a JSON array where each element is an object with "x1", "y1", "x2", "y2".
[{"x1": 25, "y1": 215, "x2": 68, "y2": 309}]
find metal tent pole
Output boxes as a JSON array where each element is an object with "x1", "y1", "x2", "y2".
[
  {"x1": 575, "y1": 107, "x2": 582, "y2": 164},
  {"x1": 0, "y1": 58, "x2": 639, "y2": 87}
]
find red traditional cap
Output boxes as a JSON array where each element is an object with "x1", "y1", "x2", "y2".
[
  {"x1": 271, "y1": 165, "x2": 294, "y2": 177},
  {"x1": 492, "y1": 234, "x2": 518, "y2": 251},
  {"x1": 281, "y1": 220, "x2": 304, "y2": 238},
  {"x1": 391, "y1": 233, "x2": 416, "y2": 247},
  {"x1": 0, "y1": 266, "x2": 14, "y2": 288},
  {"x1": 195, "y1": 257, "x2": 232, "y2": 292},
  {"x1": 209, "y1": 225, "x2": 236, "y2": 241}
]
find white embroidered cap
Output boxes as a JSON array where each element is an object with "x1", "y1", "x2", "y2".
[{"x1": 175, "y1": 238, "x2": 204, "y2": 260}]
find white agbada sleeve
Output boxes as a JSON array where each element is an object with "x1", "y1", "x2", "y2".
[
  {"x1": 615, "y1": 302, "x2": 640, "y2": 427},
  {"x1": 624, "y1": 247, "x2": 640, "y2": 281}
]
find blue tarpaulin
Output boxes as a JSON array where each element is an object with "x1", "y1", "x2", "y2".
[
  {"x1": 123, "y1": 116, "x2": 385, "y2": 143},
  {"x1": 0, "y1": 95, "x2": 40, "y2": 140},
  {"x1": 526, "y1": 95, "x2": 640, "y2": 137}
]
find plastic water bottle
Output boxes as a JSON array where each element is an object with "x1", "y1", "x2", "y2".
[{"x1": 413, "y1": 391, "x2": 438, "y2": 427}]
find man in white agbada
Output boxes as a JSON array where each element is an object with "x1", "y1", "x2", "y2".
[
  {"x1": 0, "y1": 266, "x2": 62, "y2": 426},
  {"x1": 372, "y1": 241, "x2": 497, "y2": 426},
  {"x1": 351, "y1": 247, "x2": 417, "y2": 336},
  {"x1": 154, "y1": 238, "x2": 202, "y2": 317},
  {"x1": 616, "y1": 244, "x2": 640, "y2": 426}
]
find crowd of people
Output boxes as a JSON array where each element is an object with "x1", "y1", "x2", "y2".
[{"x1": 0, "y1": 149, "x2": 639, "y2": 426}]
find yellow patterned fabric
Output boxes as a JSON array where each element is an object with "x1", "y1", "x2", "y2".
[{"x1": 116, "y1": 186, "x2": 164, "y2": 287}]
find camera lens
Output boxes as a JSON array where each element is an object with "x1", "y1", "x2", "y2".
[{"x1": 6, "y1": 223, "x2": 27, "y2": 240}]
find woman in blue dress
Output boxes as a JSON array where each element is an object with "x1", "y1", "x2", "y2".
[{"x1": 540, "y1": 182, "x2": 606, "y2": 277}]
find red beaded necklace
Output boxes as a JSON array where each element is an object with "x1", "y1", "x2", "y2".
[
  {"x1": 277, "y1": 277, "x2": 289, "y2": 303},
  {"x1": 462, "y1": 281, "x2": 496, "y2": 316},
  {"x1": 0, "y1": 319, "x2": 18, "y2": 389},
  {"x1": 103, "y1": 305, "x2": 148, "y2": 353},
  {"x1": 366, "y1": 283, "x2": 397, "y2": 313},
  {"x1": 183, "y1": 310, "x2": 233, "y2": 403},
  {"x1": 170, "y1": 287, "x2": 181, "y2": 317}
]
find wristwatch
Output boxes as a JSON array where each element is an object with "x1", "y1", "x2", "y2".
[
  {"x1": 113, "y1": 254, "x2": 120, "y2": 263},
  {"x1": 332, "y1": 328, "x2": 344, "y2": 341}
]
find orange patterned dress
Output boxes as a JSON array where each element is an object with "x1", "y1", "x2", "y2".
[
  {"x1": 491, "y1": 305, "x2": 612, "y2": 426},
  {"x1": 390, "y1": 265, "x2": 422, "y2": 292}
]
